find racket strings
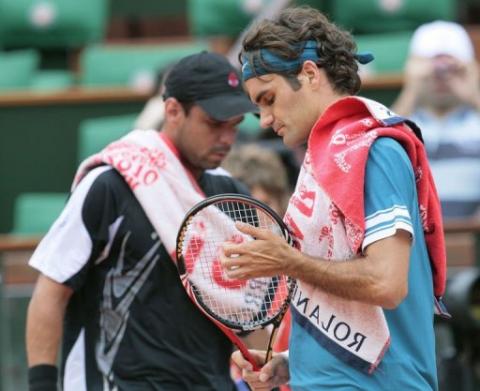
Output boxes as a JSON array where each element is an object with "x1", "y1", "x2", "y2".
[{"x1": 180, "y1": 200, "x2": 293, "y2": 329}]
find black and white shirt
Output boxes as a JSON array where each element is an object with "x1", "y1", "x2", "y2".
[{"x1": 30, "y1": 166, "x2": 249, "y2": 391}]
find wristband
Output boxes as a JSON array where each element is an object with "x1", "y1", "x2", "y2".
[{"x1": 28, "y1": 364, "x2": 58, "y2": 391}]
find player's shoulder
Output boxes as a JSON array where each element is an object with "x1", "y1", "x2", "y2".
[
  {"x1": 83, "y1": 166, "x2": 130, "y2": 193},
  {"x1": 87, "y1": 166, "x2": 124, "y2": 185},
  {"x1": 370, "y1": 137, "x2": 412, "y2": 168},
  {"x1": 371, "y1": 137, "x2": 406, "y2": 155},
  {"x1": 368, "y1": 137, "x2": 415, "y2": 186},
  {"x1": 75, "y1": 166, "x2": 132, "y2": 208}
]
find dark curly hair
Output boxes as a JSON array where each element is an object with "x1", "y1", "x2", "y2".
[{"x1": 240, "y1": 6, "x2": 361, "y2": 95}]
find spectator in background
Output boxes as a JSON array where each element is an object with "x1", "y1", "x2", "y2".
[
  {"x1": 392, "y1": 21, "x2": 480, "y2": 219},
  {"x1": 223, "y1": 144, "x2": 291, "y2": 215}
]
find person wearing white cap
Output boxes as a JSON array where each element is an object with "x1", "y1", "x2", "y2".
[{"x1": 392, "y1": 21, "x2": 480, "y2": 218}]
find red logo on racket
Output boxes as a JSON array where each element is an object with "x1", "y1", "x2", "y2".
[
  {"x1": 184, "y1": 235, "x2": 204, "y2": 274},
  {"x1": 212, "y1": 259, "x2": 247, "y2": 289},
  {"x1": 212, "y1": 234, "x2": 247, "y2": 289},
  {"x1": 182, "y1": 233, "x2": 247, "y2": 289}
]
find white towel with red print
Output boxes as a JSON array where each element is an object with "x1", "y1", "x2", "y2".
[
  {"x1": 285, "y1": 151, "x2": 390, "y2": 374},
  {"x1": 72, "y1": 129, "x2": 205, "y2": 260}
]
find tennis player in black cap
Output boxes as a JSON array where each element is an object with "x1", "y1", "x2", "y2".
[{"x1": 26, "y1": 51, "x2": 257, "y2": 391}]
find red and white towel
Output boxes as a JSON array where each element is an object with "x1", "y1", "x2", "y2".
[{"x1": 73, "y1": 129, "x2": 205, "y2": 260}]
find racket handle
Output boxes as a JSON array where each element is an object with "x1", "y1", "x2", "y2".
[
  {"x1": 182, "y1": 294, "x2": 262, "y2": 371},
  {"x1": 218, "y1": 324, "x2": 261, "y2": 371},
  {"x1": 239, "y1": 346, "x2": 261, "y2": 372}
]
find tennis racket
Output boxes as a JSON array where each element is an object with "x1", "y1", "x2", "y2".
[{"x1": 176, "y1": 194, "x2": 296, "y2": 371}]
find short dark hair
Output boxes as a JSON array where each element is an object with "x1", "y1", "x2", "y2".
[
  {"x1": 240, "y1": 6, "x2": 361, "y2": 95},
  {"x1": 178, "y1": 100, "x2": 194, "y2": 115}
]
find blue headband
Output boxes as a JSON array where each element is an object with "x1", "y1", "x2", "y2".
[{"x1": 241, "y1": 40, "x2": 374, "y2": 81}]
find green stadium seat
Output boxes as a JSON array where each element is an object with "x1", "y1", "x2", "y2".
[
  {"x1": 79, "y1": 42, "x2": 208, "y2": 88},
  {"x1": 0, "y1": 0, "x2": 108, "y2": 49},
  {"x1": 111, "y1": 0, "x2": 187, "y2": 19},
  {"x1": 188, "y1": 0, "x2": 266, "y2": 38},
  {"x1": 355, "y1": 31, "x2": 413, "y2": 75},
  {"x1": 11, "y1": 192, "x2": 68, "y2": 235},
  {"x1": 31, "y1": 70, "x2": 74, "y2": 92},
  {"x1": 0, "y1": 49, "x2": 39, "y2": 91},
  {"x1": 188, "y1": 0, "x2": 330, "y2": 39},
  {"x1": 330, "y1": 0, "x2": 456, "y2": 35},
  {"x1": 77, "y1": 113, "x2": 138, "y2": 163}
]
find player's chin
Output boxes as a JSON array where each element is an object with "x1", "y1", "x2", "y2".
[
  {"x1": 283, "y1": 134, "x2": 303, "y2": 148},
  {"x1": 202, "y1": 160, "x2": 222, "y2": 170},
  {"x1": 207, "y1": 154, "x2": 228, "y2": 167}
]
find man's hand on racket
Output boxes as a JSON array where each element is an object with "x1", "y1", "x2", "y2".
[
  {"x1": 221, "y1": 222, "x2": 297, "y2": 279},
  {"x1": 232, "y1": 349, "x2": 290, "y2": 391}
]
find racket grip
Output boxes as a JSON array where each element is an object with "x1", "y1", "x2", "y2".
[{"x1": 239, "y1": 346, "x2": 261, "y2": 372}]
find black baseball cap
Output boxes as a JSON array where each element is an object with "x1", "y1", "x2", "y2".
[{"x1": 163, "y1": 51, "x2": 258, "y2": 121}]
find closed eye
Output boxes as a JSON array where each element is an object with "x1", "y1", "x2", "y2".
[
  {"x1": 260, "y1": 94, "x2": 275, "y2": 107},
  {"x1": 265, "y1": 96, "x2": 275, "y2": 106},
  {"x1": 253, "y1": 90, "x2": 275, "y2": 107}
]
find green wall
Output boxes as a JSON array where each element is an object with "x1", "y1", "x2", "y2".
[{"x1": 0, "y1": 99, "x2": 146, "y2": 233}]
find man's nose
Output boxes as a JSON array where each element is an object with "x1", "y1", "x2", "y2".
[
  {"x1": 219, "y1": 126, "x2": 238, "y2": 145},
  {"x1": 259, "y1": 111, "x2": 274, "y2": 129}
]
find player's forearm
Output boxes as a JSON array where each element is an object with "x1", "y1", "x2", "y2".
[
  {"x1": 27, "y1": 297, "x2": 65, "y2": 365},
  {"x1": 287, "y1": 251, "x2": 404, "y2": 308},
  {"x1": 26, "y1": 276, "x2": 72, "y2": 366}
]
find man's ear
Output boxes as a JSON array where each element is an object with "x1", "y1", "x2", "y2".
[
  {"x1": 164, "y1": 98, "x2": 186, "y2": 124},
  {"x1": 299, "y1": 60, "x2": 324, "y2": 89}
]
